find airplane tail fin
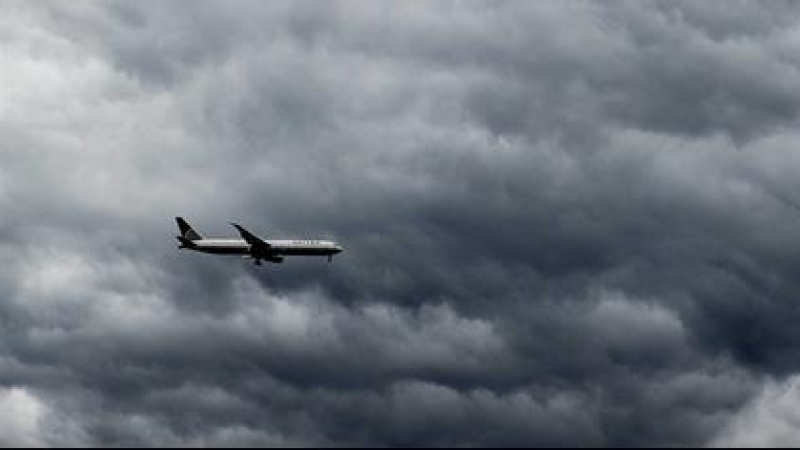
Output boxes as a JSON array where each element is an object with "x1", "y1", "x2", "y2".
[{"x1": 176, "y1": 217, "x2": 202, "y2": 241}]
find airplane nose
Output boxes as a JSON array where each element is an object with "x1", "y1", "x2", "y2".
[{"x1": 335, "y1": 245, "x2": 344, "y2": 253}]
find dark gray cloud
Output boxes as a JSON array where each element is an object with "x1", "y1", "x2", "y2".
[{"x1": 3, "y1": 0, "x2": 800, "y2": 446}]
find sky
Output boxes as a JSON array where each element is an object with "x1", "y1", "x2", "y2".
[{"x1": 3, "y1": 0, "x2": 800, "y2": 446}]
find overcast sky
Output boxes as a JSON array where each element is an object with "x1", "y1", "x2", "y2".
[{"x1": 3, "y1": 0, "x2": 800, "y2": 446}]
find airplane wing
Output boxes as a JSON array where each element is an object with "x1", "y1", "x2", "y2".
[{"x1": 230, "y1": 223, "x2": 272, "y2": 257}]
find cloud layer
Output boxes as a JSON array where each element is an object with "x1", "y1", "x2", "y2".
[{"x1": 3, "y1": 0, "x2": 800, "y2": 445}]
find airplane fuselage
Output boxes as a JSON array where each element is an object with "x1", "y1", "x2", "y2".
[{"x1": 188, "y1": 239, "x2": 342, "y2": 257}]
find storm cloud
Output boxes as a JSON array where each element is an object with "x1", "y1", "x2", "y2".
[{"x1": 3, "y1": 0, "x2": 800, "y2": 446}]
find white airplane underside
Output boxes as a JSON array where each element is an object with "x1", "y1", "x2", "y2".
[{"x1": 176, "y1": 217, "x2": 343, "y2": 265}]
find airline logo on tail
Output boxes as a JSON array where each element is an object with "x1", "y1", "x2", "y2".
[{"x1": 176, "y1": 217, "x2": 201, "y2": 249}]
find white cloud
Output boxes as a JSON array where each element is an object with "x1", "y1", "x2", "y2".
[
  {"x1": 0, "y1": 388, "x2": 47, "y2": 447},
  {"x1": 713, "y1": 375, "x2": 800, "y2": 447},
  {"x1": 0, "y1": 387, "x2": 87, "y2": 447}
]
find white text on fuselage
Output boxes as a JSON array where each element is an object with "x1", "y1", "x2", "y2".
[{"x1": 292, "y1": 240, "x2": 324, "y2": 246}]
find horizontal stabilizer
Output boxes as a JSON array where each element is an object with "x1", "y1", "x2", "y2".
[{"x1": 176, "y1": 236, "x2": 197, "y2": 249}]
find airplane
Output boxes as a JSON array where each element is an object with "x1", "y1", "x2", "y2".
[{"x1": 175, "y1": 217, "x2": 343, "y2": 265}]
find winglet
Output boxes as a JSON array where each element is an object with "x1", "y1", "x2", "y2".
[{"x1": 230, "y1": 222, "x2": 246, "y2": 235}]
